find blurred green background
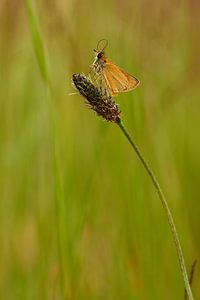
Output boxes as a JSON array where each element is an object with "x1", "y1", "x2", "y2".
[{"x1": 0, "y1": 0, "x2": 199, "y2": 299}]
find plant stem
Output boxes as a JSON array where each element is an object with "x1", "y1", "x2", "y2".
[
  {"x1": 117, "y1": 119, "x2": 194, "y2": 300},
  {"x1": 24, "y1": 0, "x2": 65, "y2": 297}
]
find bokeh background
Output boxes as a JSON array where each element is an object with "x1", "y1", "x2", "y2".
[{"x1": 0, "y1": 0, "x2": 200, "y2": 299}]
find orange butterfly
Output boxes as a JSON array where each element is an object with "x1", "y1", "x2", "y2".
[{"x1": 91, "y1": 39, "x2": 140, "y2": 96}]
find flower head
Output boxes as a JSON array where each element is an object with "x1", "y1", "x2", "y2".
[{"x1": 72, "y1": 73, "x2": 121, "y2": 123}]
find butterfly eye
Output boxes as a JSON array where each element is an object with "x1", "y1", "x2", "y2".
[{"x1": 97, "y1": 52, "x2": 103, "y2": 59}]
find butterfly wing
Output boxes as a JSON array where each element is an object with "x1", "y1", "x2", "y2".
[{"x1": 102, "y1": 60, "x2": 140, "y2": 96}]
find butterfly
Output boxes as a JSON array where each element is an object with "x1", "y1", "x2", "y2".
[{"x1": 91, "y1": 39, "x2": 140, "y2": 96}]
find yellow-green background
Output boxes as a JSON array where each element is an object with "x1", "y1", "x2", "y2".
[{"x1": 0, "y1": 0, "x2": 199, "y2": 299}]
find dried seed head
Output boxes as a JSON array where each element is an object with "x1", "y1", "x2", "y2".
[{"x1": 72, "y1": 73, "x2": 121, "y2": 123}]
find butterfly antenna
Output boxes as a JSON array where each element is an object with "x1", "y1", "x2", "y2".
[{"x1": 97, "y1": 39, "x2": 108, "y2": 52}]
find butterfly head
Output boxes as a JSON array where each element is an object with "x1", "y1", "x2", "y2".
[
  {"x1": 94, "y1": 50, "x2": 107, "y2": 64},
  {"x1": 93, "y1": 39, "x2": 108, "y2": 65}
]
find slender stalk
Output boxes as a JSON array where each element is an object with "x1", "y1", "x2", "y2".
[
  {"x1": 117, "y1": 119, "x2": 194, "y2": 300},
  {"x1": 24, "y1": 0, "x2": 65, "y2": 297},
  {"x1": 185, "y1": 260, "x2": 197, "y2": 300}
]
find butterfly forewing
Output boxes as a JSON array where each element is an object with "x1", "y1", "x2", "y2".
[{"x1": 102, "y1": 60, "x2": 139, "y2": 96}]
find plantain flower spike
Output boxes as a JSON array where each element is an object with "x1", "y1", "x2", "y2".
[{"x1": 72, "y1": 73, "x2": 121, "y2": 123}]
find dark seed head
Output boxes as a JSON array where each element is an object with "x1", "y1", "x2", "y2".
[{"x1": 72, "y1": 73, "x2": 121, "y2": 123}]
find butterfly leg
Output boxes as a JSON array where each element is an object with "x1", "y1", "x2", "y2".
[{"x1": 88, "y1": 64, "x2": 100, "y2": 83}]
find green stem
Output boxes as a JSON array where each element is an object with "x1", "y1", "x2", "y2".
[
  {"x1": 24, "y1": 0, "x2": 65, "y2": 297},
  {"x1": 117, "y1": 119, "x2": 194, "y2": 300}
]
